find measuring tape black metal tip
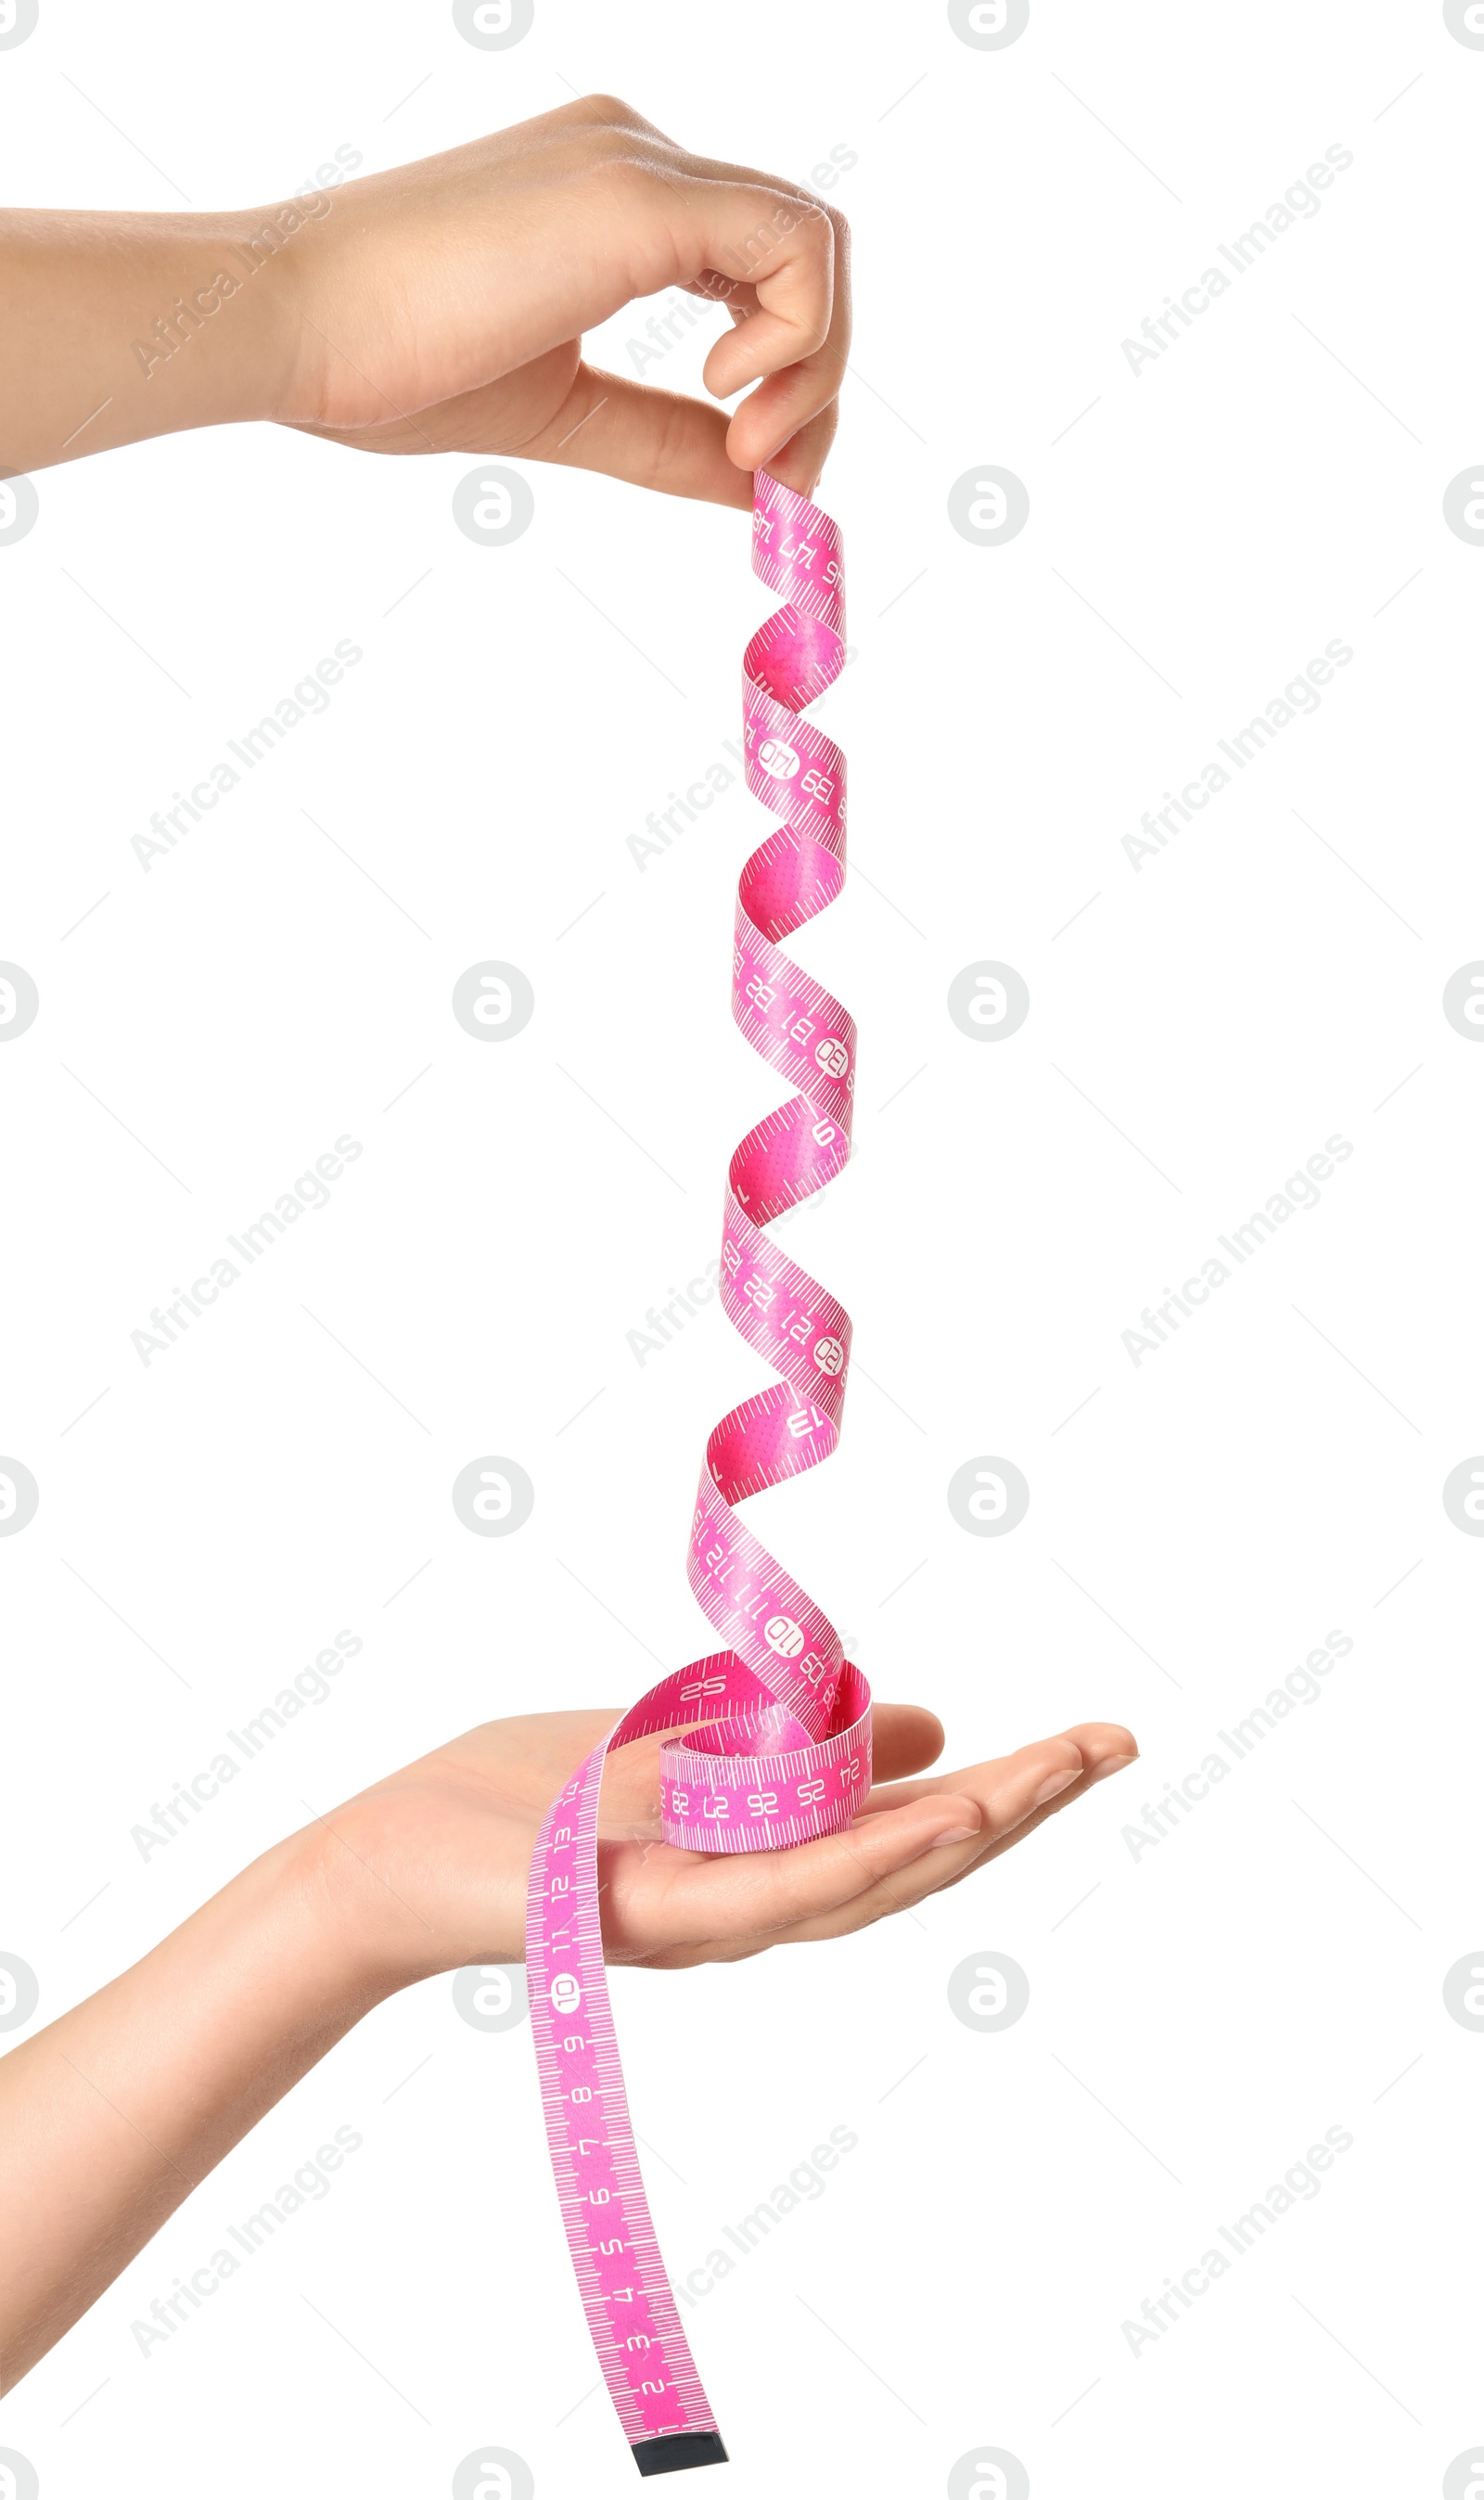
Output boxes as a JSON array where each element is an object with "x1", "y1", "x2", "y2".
[{"x1": 632, "y1": 2431, "x2": 731, "y2": 2476}]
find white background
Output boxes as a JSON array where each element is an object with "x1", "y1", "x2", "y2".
[{"x1": 3, "y1": 2, "x2": 1482, "y2": 2494}]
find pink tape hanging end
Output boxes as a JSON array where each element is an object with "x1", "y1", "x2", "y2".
[{"x1": 526, "y1": 469, "x2": 859, "y2": 2474}]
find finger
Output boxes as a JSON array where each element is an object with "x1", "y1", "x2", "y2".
[
  {"x1": 680, "y1": 273, "x2": 761, "y2": 314},
  {"x1": 538, "y1": 345, "x2": 838, "y2": 506},
  {"x1": 850, "y1": 1734, "x2": 1089, "y2": 1853},
  {"x1": 633, "y1": 1725, "x2": 1136, "y2": 1965},
  {"x1": 673, "y1": 158, "x2": 846, "y2": 489},
  {"x1": 868, "y1": 1703, "x2": 945, "y2": 1784},
  {"x1": 292, "y1": 356, "x2": 756, "y2": 512},
  {"x1": 695, "y1": 189, "x2": 838, "y2": 397},
  {"x1": 853, "y1": 1723, "x2": 1137, "y2": 1817},
  {"x1": 960, "y1": 1732, "x2": 1138, "y2": 1876},
  {"x1": 636, "y1": 128, "x2": 844, "y2": 393},
  {"x1": 571, "y1": 138, "x2": 845, "y2": 440},
  {"x1": 647, "y1": 1729, "x2": 1138, "y2": 1961},
  {"x1": 513, "y1": 363, "x2": 751, "y2": 506},
  {"x1": 748, "y1": 398, "x2": 840, "y2": 500},
  {"x1": 847, "y1": 1731, "x2": 1135, "y2": 1892},
  {"x1": 761, "y1": 1739, "x2": 1139, "y2": 1949},
  {"x1": 618, "y1": 1788, "x2": 981, "y2": 1953},
  {"x1": 716, "y1": 206, "x2": 850, "y2": 486}
]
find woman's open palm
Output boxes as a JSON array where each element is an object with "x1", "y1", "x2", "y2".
[{"x1": 310, "y1": 1702, "x2": 1138, "y2": 1985}]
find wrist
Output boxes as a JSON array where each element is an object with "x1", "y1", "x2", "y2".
[
  {"x1": 257, "y1": 1819, "x2": 408, "y2": 2022},
  {"x1": 1, "y1": 203, "x2": 309, "y2": 473},
  {"x1": 283, "y1": 1800, "x2": 474, "y2": 2006},
  {"x1": 127, "y1": 209, "x2": 307, "y2": 429},
  {"x1": 288, "y1": 1778, "x2": 530, "y2": 2000}
]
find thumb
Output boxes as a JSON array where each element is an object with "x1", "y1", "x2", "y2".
[{"x1": 518, "y1": 362, "x2": 752, "y2": 507}]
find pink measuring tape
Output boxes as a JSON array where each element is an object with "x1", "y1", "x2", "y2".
[{"x1": 526, "y1": 468, "x2": 862, "y2": 2475}]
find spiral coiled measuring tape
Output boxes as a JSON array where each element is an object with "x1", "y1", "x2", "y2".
[{"x1": 526, "y1": 469, "x2": 862, "y2": 2474}]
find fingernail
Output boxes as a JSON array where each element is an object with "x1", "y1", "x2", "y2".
[
  {"x1": 1089, "y1": 1753, "x2": 1138, "y2": 1783},
  {"x1": 1030, "y1": 1767, "x2": 1080, "y2": 1809},
  {"x1": 927, "y1": 1824, "x2": 979, "y2": 1850}
]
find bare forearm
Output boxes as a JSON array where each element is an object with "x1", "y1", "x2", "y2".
[
  {"x1": 0, "y1": 1830, "x2": 375, "y2": 2391},
  {"x1": 0, "y1": 203, "x2": 304, "y2": 474}
]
